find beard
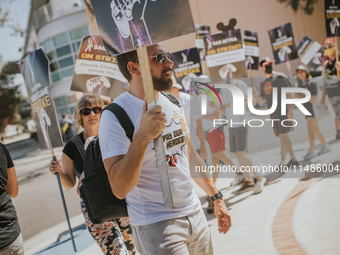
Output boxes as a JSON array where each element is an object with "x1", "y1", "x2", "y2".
[{"x1": 153, "y1": 68, "x2": 173, "y2": 91}]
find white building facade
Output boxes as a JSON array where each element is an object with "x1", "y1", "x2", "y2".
[{"x1": 25, "y1": 0, "x2": 91, "y2": 119}]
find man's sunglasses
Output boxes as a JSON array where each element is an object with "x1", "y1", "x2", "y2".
[
  {"x1": 80, "y1": 107, "x2": 102, "y2": 116},
  {"x1": 131, "y1": 52, "x2": 172, "y2": 67},
  {"x1": 149, "y1": 52, "x2": 172, "y2": 63}
]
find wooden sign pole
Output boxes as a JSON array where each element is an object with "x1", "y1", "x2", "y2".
[
  {"x1": 136, "y1": 46, "x2": 174, "y2": 209},
  {"x1": 248, "y1": 69, "x2": 253, "y2": 87},
  {"x1": 285, "y1": 61, "x2": 293, "y2": 78},
  {"x1": 335, "y1": 36, "x2": 340, "y2": 79}
]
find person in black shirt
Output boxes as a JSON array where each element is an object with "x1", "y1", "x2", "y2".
[
  {"x1": 253, "y1": 57, "x2": 298, "y2": 167},
  {"x1": 320, "y1": 38, "x2": 340, "y2": 140},
  {"x1": 296, "y1": 65, "x2": 330, "y2": 160},
  {"x1": 0, "y1": 143, "x2": 24, "y2": 255},
  {"x1": 49, "y1": 94, "x2": 135, "y2": 255}
]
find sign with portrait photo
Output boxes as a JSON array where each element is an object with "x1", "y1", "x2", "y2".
[
  {"x1": 171, "y1": 47, "x2": 202, "y2": 92},
  {"x1": 297, "y1": 36, "x2": 324, "y2": 69},
  {"x1": 195, "y1": 25, "x2": 210, "y2": 60},
  {"x1": 91, "y1": 0, "x2": 195, "y2": 56},
  {"x1": 243, "y1": 30, "x2": 259, "y2": 70},
  {"x1": 70, "y1": 35, "x2": 127, "y2": 99},
  {"x1": 18, "y1": 49, "x2": 63, "y2": 149},
  {"x1": 268, "y1": 23, "x2": 298, "y2": 65},
  {"x1": 324, "y1": 0, "x2": 340, "y2": 37},
  {"x1": 203, "y1": 29, "x2": 247, "y2": 79}
]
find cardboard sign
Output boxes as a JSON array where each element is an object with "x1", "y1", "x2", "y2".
[
  {"x1": 243, "y1": 30, "x2": 259, "y2": 70},
  {"x1": 195, "y1": 25, "x2": 210, "y2": 60},
  {"x1": 91, "y1": 0, "x2": 195, "y2": 56},
  {"x1": 268, "y1": 23, "x2": 298, "y2": 64},
  {"x1": 18, "y1": 49, "x2": 63, "y2": 149},
  {"x1": 297, "y1": 36, "x2": 324, "y2": 69},
  {"x1": 171, "y1": 48, "x2": 202, "y2": 91},
  {"x1": 70, "y1": 35, "x2": 127, "y2": 99},
  {"x1": 203, "y1": 29, "x2": 247, "y2": 78},
  {"x1": 324, "y1": 0, "x2": 340, "y2": 37}
]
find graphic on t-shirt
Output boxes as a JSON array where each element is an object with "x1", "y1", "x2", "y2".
[
  {"x1": 219, "y1": 63, "x2": 237, "y2": 79},
  {"x1": 264, "y1": 81, "x2": 272, "y2": 95},
  {"x1": 161, "y1": 116, "x2": 188, "y2": 167},
  {"x1": 86, "y1": 76, "x2": 111, "y2": 94}
]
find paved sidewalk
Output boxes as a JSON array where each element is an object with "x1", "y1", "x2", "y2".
[{"x1": 21, "y1": 138, "x2": 340, "y2": 254}]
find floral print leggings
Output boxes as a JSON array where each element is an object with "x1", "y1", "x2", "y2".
[{"x1": 80, "y1": 198, "x2": 136, "y2": 255}]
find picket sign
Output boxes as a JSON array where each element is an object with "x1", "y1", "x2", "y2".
[
  {"x1": 18, "y1": 49, "x2": 76, "y2": 252},
  {"x1": 136, "y1": 47, "x2": 174, "y2": 209}
]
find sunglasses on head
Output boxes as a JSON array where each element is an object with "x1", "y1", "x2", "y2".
[
  {"x1": 149, "y1": 52, "x2": 172, "y2": 63},
  {"x1": 80, "y1": 107, "x2": 102, "y2": 116}
]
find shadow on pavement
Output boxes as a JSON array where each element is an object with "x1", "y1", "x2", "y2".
[
  {"x1": 300, "y1": 160, "x2": 340, "y2": 181},
  {"x1": 32, "y1": 224, "x2": 95, "y2": 255},
  {"x1": 5, "y1": 137, "x2": 40, "y2": 160}
]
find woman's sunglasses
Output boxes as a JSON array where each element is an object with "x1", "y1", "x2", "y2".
[
  {"x1": 149, "y1": 52, "x2": 172, "y2": 63},
  {"x1": 80, "y1": 107, "x2": 102, "y2": 116}
]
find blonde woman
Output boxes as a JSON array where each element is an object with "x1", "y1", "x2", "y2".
[{"x1": 49, "y1": 94, "x2": 135, "y2": 255}]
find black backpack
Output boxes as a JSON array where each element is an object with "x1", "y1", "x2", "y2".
[{"x1": 79, "y1": 103, "x2": 134, "y2": 224}]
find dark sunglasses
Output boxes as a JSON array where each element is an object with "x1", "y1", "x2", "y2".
[
  {"x1": 80, "y1": 107, "x2": 102, "y2": 116},
  {"x1": 324, "y1": 45, "x2": 333, "y2": 49},
  {"x1": 149, "y1": 52, "x2": 172, "y2": 63}
]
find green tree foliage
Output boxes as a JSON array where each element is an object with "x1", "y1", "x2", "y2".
[
  {"x1": 0, "y1": 0, "x2": 24, "y2": 36},
  {"x1": 277, "y1": 0, "x2": 318, "y2": 15},
  {"x1": 0, "y1": 72, "x2": 25, "y2": 132}
]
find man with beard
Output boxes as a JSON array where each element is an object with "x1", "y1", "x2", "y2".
[
  {"x1": 252, "y1": 57, "x2": 299, "y2": 168},
  {"x1": 99, "y1": 43, "x2": 231, "y2": 255}
]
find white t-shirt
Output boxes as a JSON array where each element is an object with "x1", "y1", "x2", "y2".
[
  {"x1": 219, "y1": 80, "x2": 249, "y2": 128},
  {"x1": 99, "y1": 92, "x2": 201, "y2": 225}
]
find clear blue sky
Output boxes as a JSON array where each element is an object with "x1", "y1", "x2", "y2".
[{"x1": 0, "y1": 0, "x2": 30, "y2": 63}]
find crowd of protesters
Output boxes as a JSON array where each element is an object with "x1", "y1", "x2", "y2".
[{"x1": 1, "y1": 34, "x2": 340, "y2": 255}]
